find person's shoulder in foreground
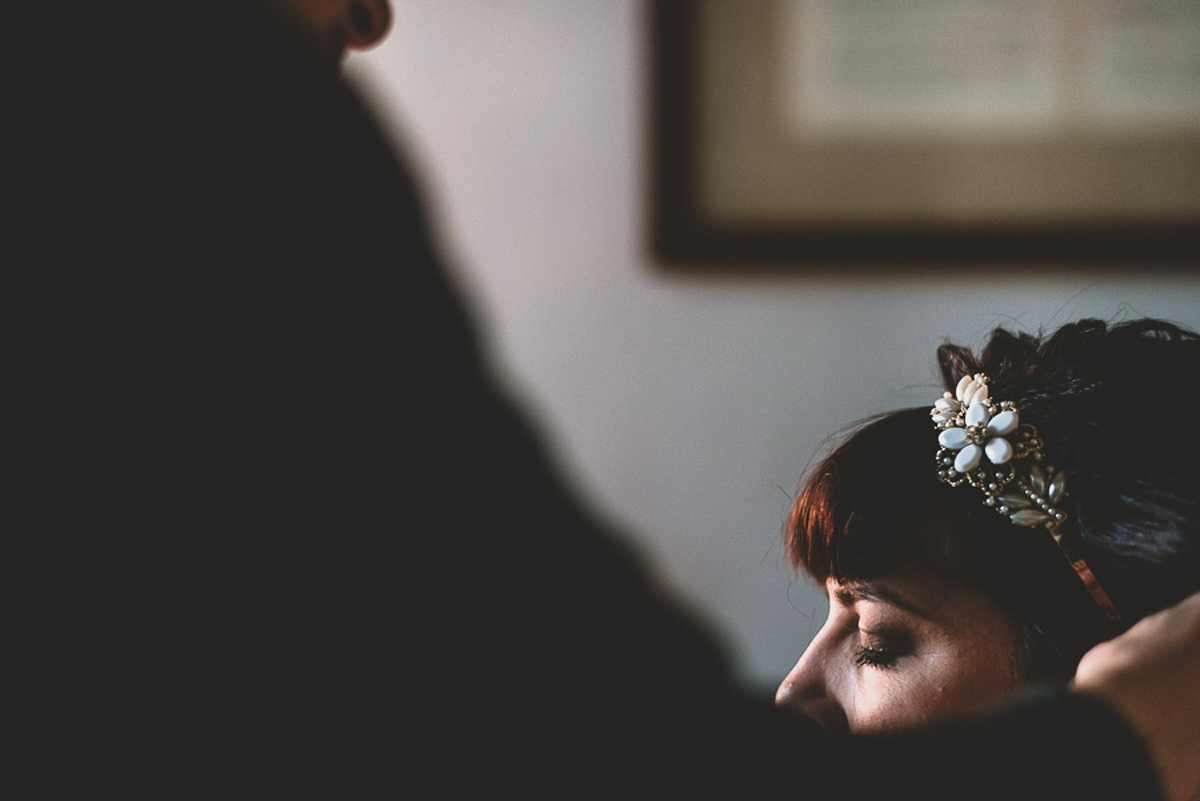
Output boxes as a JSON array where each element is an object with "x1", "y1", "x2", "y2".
[{"x1": 5, "y1": 2, "x2": 1194, "y2": 799}]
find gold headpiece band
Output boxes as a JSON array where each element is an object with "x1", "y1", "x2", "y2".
[{"x1": 931, "y1": 373, "x2": 1122, "y2": 624}]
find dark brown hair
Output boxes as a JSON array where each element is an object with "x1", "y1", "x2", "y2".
[{"x1": 786, "y1": 318, "x2": 1200, "y2": 676}]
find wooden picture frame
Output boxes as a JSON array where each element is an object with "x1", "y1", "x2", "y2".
[{"x1": 650, "y1": 0, "x2": 1200, "y2": 267}]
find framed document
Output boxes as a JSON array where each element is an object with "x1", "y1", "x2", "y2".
[{"x1": 651, "y1": 0, "x2": 1200, "y2": 266}]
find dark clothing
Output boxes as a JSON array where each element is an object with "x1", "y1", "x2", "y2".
[{"x1": 6, "y1": 1, "x2": 1163, "y2": 797}]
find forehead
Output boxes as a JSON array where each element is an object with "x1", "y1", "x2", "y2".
[
  {"x1": 826, "y1": 566, "x2": 1001, "y2": 628},
  {"x1": 831, "y1": 577, "x2": 939, "y2": 621}
]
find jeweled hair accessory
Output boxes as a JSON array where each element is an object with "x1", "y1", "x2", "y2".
[{"x1": 931, "y1": 373, "x2": 1123, "y2": 624}]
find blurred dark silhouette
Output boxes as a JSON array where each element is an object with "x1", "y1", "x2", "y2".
[{"x1": 3, "y1": 2, "x2": 1177, "y2": 797}]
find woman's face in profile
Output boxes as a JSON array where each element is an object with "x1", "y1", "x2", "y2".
[{"x1": 775, "y1": 567, "x2": 1023, "y2": 733}]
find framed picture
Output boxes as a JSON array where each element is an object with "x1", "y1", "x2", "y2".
[{"x1": 651, "y1": 0, "x2": 1200, "y2": 266}]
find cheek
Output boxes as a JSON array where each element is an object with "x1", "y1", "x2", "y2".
[
  {"x1": 851, "y1": 668, "x2": 945, "y2": 732},
  {"x1": 850, "y1": 640, "x2": 1020, "y2": 732},
  {"x1": 931, "y1": 635, "x2": 1022, "y2": 713}
]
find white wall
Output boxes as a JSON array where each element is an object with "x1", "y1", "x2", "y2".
[{"x1": 347, "y1": 0, "x2": 1200, "y2": 693}]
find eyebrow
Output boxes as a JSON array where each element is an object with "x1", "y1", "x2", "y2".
[{"x1": 834, "y1": 581, "x2": 939, "y2": 622}]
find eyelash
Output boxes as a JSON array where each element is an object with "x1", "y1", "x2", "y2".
[{"x1": 853, "y1": 637, "x2": 912, "y2": 670}]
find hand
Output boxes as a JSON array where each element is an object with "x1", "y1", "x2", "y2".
[{"x1": 1074, "y1": 591, "x2": 1200, "y2": 801}]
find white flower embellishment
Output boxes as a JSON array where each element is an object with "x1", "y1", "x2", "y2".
[
  {"x1": 933, "y1": 373, "x2": 1020, "y2": 474},
  {"x1": 930, "y1": 372, "x2": 1067, "y2": 529}
]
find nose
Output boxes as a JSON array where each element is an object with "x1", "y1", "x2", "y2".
[
  {"x1": 775, "y1": 631, "x2": 849, "y2": 733},
  {"x1": 341, "y1": 0, "x2": 392, "y2": 52}
]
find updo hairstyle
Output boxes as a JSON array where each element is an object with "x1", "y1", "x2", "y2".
[{"x1": 786, "y1": 318, "x2": 1200, "y2": 677}]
